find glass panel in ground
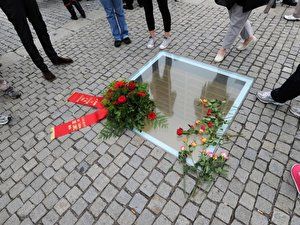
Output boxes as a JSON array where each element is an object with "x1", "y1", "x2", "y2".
[{"x1": 135, "y1": 55, "x2": 246, "y2": 161}]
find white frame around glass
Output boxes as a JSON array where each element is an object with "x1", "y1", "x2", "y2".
[{"x1": 129, "y1": 51, "x2": 253, "y2": 164}]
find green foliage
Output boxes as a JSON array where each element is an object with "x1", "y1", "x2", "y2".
[
  {"x1": 177, "y1": 98, "x2": 229, "y2": 197},
  {"x1": 99, "y1": 80, "x2": 168, "y2": 139}
]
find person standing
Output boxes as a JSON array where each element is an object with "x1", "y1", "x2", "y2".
[
  {"x1": 0, "y1": 63, "x2": 21, "y2": 125},
  {"x1": 99, "y1": 0, "x2": 132, "y2": 47},
  {"x1": 123, "y1": 0, "x2": 143, "y2": 10},
  {"x1": 142, "y1": 0, "x2": 172, "y2": 50},
  {"x1": 284, "y1": 1, "x2": 300, "y2": 21},
  {"x1": 213, "y1": 0, "x2": 271, "y2": 62},
  {"x1": 63, "y1": 0, "x2": 86, "y2": 20},
  {"x1": 0, "y1": 0, "x2": 74, "y2": 81},
  {"x1": 257, "y1": 64, "x2": 300, "y2": 117}
]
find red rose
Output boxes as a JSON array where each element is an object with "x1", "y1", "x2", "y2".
[
  {"x1": 137, "y1": 91, "x2": 146, "y2": 97},
  {"x1": 117, "y1": 95, "x2": 127, "y2": 104},
  {"x1": 207, "y1": 109, "x2": 212, "y2": 116},
  {"x1": 148, "y1": 112, "x2": 157, "y2": 120},
  {"x1": 114, "y1": 81, "x2": 126, "y2": 89},
  {"x1": 177, "y1": 128, "x2": 184, "y2": 136},
  {"x1": 127, "y1": 81, "x2": 136, "y2": 90},
  {"x1": 207, "y1": 121, "x2": 214, "y2": 128},
  {"x1": 200, "y1": 125, "x2": 206, "y2": 131}
]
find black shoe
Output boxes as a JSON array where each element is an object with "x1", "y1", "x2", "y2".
[
  {"x1": 4, "y1": 86, "x2": 21, "y2": 99},
  {"x1": 123, "y1": 37, "x2": 132, "y2": 45},
  {"x1": 137, "y1": 0, "x2": 143, "y2": 7},
  {"x1": 114, "y1": 40, "x2": 122, "y2": 48},
  {"x1": 123, "y1": 4, "x2": 134, "y2": 10},
  {"x1": 272, "y1": 2, "x2": 276, "y2": 8},
  {"x1": 71, "y1": 15, "x2": 78, "y2": 20},
  {"x1": 80, "y1": 11, "x2": 86, "y2": 18},
  {"x1": 42, "y1": 70, "x2": 56, "y2": 81},
  {"x1": 282, "y1": 0, "x2": 297, "y2": 6},
  {"x1": 51, "y1": 57, "x2": 74, "y2": 65}
]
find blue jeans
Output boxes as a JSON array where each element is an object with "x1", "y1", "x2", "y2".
[{"x1": 99, "y1": 0, "x2": 129, "y2": 41}]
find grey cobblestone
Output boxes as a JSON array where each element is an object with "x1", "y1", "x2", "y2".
[{"x1": 0, "y1": 1, "x2": 299, "y2": 225}]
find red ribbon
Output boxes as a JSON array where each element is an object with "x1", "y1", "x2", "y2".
[{"x1": 51, "y1": 92, "x2": 108, "y2": 139}]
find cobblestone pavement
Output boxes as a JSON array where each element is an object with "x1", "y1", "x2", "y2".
[{"x1": 0, "y1": 0, "x2": 300, "y2": 224}]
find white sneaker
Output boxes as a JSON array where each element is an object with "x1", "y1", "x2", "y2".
[
  {"x1": 0, "y1": 114, "x2": 11, "y2": 125},
  {"x1": 256, "y1": 91, "x2": 285, "y2": 106},
  {"x1": 284, "y1": 15, "x2": 300, "y2": 21},
  {"x1": 147, "y1": 37, "x2": 156, "y2": 49},
  {"x1": 236, "y1": 37, "x2": 257, "y2": 51},
  {"x1": 214, "y1": 53, "x2": 226, "y2": 63},
  {"x1": 159, "y1": 36, "x2": 171, "y2": 50},
  {"x1": 290, "y1": 105, "x2": 300, "y2": 117}
]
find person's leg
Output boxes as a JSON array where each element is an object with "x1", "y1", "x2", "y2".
[
  {"x1": 271, "y1": 64, "x2": 300, "y2": 103},
  {"x1": 24, "y1": 0, "x2": 59, "y2": 61},
  {"x1": 124, "y1": 0, "x2": 134, "y2": 9},
  {"x1": 293, "y1": 1, "x2": 300, "y2": 18},
  {"x1": 100, "y1": 0, "x2": 122, "y2": 42},
  {"x1": 112, "y1": 0, "x2": 129, "y2": 40},
  {"x1": 72, "y1": 0, "x2": 86, "y2": 18},
  {"x1": 0, "y1": 0, "x2": 49, "y2": 72},
  {"x1": 143, "y1": 0, "x2": 155, "y2": 35},
  {"x1": 0, "y1": 80, "x2": 21, "y2": 99},
  {"x1": 237, "y1": 19, "x2": 257, "y2": 50},
  {"x1": 63, "y1": 0, "x2": 78, "y2": 20},
  {"x1": 222, "y1": 5, "x2": 252, "y2": 50},
  {"x1": 157, "y1": 0, "x2": 171, "y2": 49},
  {"x1": 157, "y1": 0, "x2": 171, "y2": 35},
  {"x1": 215, "y1": 4, "x2": 251, "y2": 62}
]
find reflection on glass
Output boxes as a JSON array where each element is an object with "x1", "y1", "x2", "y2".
[{"x1": 131, "y1": 52, "x2": 253, "y2": 159}]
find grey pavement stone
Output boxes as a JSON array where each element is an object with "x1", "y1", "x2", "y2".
[
  {"x1": 66, "y1": 186, "x2": 82, "y2": 204},
  {"x1": 140, "y1": 179, "x2": 157, "y2": 197},
  {"x1": 83, "y1": 186, "x2": 98, "y2": 203},
  {"x1": 235, "y1": 205, "x2": 251, "y2": 225},
  {"x1": 96, "y1": 213, "x2": 114, "y2": 225},
  {"x1": 17, "y1": 201, "x2": 35, "y2": 217},
  {"x1": 162, "y1": 200, "x2": 180, "y2": 222},
  {"x1": 129, "y1": 193, "x2": 148, "y2": 214},
  {"x1": 42, "y1": 209, "x2": 59, "y2": 225},
  {"x1": 76, "y1": 211, "x2": 94, "y2": 225},
  {"x1": 101, "y1": 184, "x2": 118, "y2": 202},
  {"x1": 117, "y1": 209, "x2": 136, "y2": 225},
  {"x1": 1, "y1": 1, "x2": 300, "y2": 225},
  {"x1": 181, "y1": 202, "x2": 198, "y2": 221},
  {"x1": 54, "y1": 198, "x2": 70, "y2": 215},
  {"x1": 7, "y1": 198, "x2": 23, "y2": 214},
  {"x1": 148, "y1": 194, "x2": 166, "y2": 215},
  {"x1": 106, "y1": 200, "x2": 124, "y2": 220},
  {"x1": 72, "y1": 198, "x2": 89, "y2": 216},
  {"x1": 272, "y1": 208, "x2": 290, "y2": 225},
  {"x1": 215, "y1": 203, "x2": 233, "y2": 224},
  {"x1": 194, "y1": 215, "x2": 210, "y2": 225},
  {"x1": 157, "y1": 182, "x2": 172, "y2": 199},
  {"x1": 59, "y1": 211, "x2": 77, "y2": 225},
  {"x1": 4, "y1": 214, "x2": 20, "y2": 225},
  {"x1": 250, "y1": 211, "x2": 269, "y2": 225},
  {"x1": 171, "y1": 188, "x2": 187, "y2": 207},
  {"x1": 153, "y1": 214, "x2": 172, "y2": 225},
  {"x1": 30, "y1": 204, "x2": 47, "y2": 223},
  {"x1": 136, "y1": 209, "x2": 155, "y2": 225}
]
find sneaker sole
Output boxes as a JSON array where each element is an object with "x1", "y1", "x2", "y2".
[
  {"x1": 289, "y1": 108, "x2": 300, "y2": 117},
  {"x1": 291, "y1": 164, "x2": 300, "y2": 194},
  {"x1": 256, "y1": 95, "x2": 284, "y2": 106}
]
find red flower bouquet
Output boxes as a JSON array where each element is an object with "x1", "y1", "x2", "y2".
[{"x1": 100, "y1": 80, "x2": 167, "y2": 139}]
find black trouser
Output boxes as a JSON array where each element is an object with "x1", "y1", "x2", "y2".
[
  {"x1": 63, "y1": 0, "x2": 85, "y2": 14},
  {"x1": 271, "y1": 64, "x2": 300, "y2": 103},
  {"x1": 0, "y1": 0, "x2": 58, "y2": 72},
  {"x1": 143, "y1": 0, "x2": 171, "y2": 32},
  {"x1": 124, "y1": 0, "x2": 143, "y2": 6}
]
